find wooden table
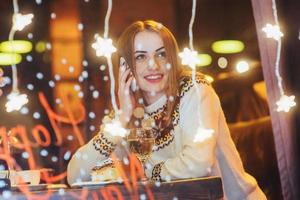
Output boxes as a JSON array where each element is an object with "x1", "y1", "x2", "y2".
[{"x1": 8, "y1": 176, "x2": 223, "y2": 200}]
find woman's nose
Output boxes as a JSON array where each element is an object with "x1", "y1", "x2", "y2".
[{"x1": 147, "y1": 58, "x2": 159, "y2": 70}]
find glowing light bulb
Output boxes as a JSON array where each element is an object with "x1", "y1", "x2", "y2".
[
  {"x1": 236, "y1": 61, "x2": 250, "y2": 73},
  {"x1": 12, "y1": 13, "x2": 34, "y2": 31},
  {"x1": 218, "y1": 57, "x2": 228, "y2": 69},
  {"x1": 103, "y1": 120, "x2": 128, "y2": 137},
  {"x1": 262, "y1": 23, "x2": 283, "y2": 41},
  {"x1": 92, "y1": 35, "x2": 116, "y2": 58},
  {"x1": 193, "y1": 127, "x2": 214, "y2": 143},
  {"x1": 5, "y1": 91, "x2": 29, "y2": 112},
  {"x1": 178, "y1": 48, "x2": 200, "y2": 69},
  {"x1": 276, "y1": 94, "x2": 296, "y2": 112}
]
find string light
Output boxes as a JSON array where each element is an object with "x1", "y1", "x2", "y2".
[
  {"x1": 4, "y1": 0, "x2": 31, "y2": 113},
  {"x1": 262, "y1": 24, "x2": 283, "y2": 41},
  {"x1": 91, "y1": 0, "x2": 129, "y2": 140},
  {"x1": 5, "y1": 91, "x2": 29, "y2": 112},
  {"x1": 178, "y1": 0, "x2": 216, "y2": 143},
  {"x1": 92, "y1": 35, "x2": 116, "y2": 58},
  {"x1": 178, "y1": 47, "x2": 200, "y2": 69},
  {"x1": 92, "y1": 0, "x2": 119, "y2": 117},
  {"x1": 103, "y1": 120, "x2": 128, "y2": 137},
  {"x1": 178, "y1": 0, "x2": 198, "y2": 83},
  {"x1": 12, "y1": 13, "x2": 34, "y2": 31},
  {"x1": 262, "y1": 0, "x2": 296, "y2": 112},
  {"x1": 276, "y1": 95, "x2": 296, "y2": 112}
]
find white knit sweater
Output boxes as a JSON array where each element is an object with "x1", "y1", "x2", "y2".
[{"x1": 67, "y1": 76, "x2": 267, "y2": 200}]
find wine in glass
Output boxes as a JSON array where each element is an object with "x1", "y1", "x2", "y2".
[{"x1": 127, "y1": 128, "x2": 155, "y2": 164}]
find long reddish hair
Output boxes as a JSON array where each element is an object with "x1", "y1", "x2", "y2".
[{"x1": 114, "y1": 20, "x2": 186, "y2": 127}]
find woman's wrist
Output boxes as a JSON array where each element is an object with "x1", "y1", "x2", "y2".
[{"x1": 118, "y1": 112, "x2": 131, "y2": 128}]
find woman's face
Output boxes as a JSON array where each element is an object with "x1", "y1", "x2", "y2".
[{"x1": 133, "y1": 30, "x2": 169, "y2": 102}]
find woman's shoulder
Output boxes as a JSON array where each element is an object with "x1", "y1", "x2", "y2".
[{"x1": 178, "y1": 71, "x2": 211, "y2": 98}]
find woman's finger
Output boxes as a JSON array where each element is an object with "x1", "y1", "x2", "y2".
[
  {"x1": 119, "y1": 75, "x2": 133, "y2": 97},
  {"x1": 124, "y1": 76, "x2": 134, "y2": 92},
  {"x1": 118, "y1": 57, "x2": 128, "y2": 84},
  {"x1": 119, "y1": 69, "x2": 131, "y2": 89},
  {"x1": 118, "y1": 65, "x2": 126, "y2": 85}
]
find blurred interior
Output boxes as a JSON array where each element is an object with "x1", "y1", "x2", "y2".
[{"x1": 1, "y1": 0, "x2": 300, "y2": 199}]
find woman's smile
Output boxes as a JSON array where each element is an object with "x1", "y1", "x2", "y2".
[{"x1": 144, "y1": 73, "x2": 164, "y2": 83}]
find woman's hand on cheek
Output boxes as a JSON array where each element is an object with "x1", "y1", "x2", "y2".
[{"x1": 118, "y1": 66, "x2": 135, "y2": 127}]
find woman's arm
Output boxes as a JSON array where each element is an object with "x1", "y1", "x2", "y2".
[
  {"x1": 67, "y1": 58, "x2": 135, "y2": 185},
  {"x1": 67, "y1": 115, "x2": 120, "y2": 185},
  {"x1": 214, "y1": 96, "x2": 267, "y2": 199}
]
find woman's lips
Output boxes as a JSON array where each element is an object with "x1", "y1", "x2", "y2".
[{"x1": 144, "y1": 74, "x2": 163, "y2": 83}]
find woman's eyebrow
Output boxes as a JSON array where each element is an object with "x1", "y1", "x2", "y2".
[
  {"x1": 155, "y1": 46, "x2": 165, "y2": 52},
  {"x1": 134, "y1": 50, "x2": 147, "y2": 54},
  {"x1": 134, "y1": 46, "x2": 165, "y2": 54}
]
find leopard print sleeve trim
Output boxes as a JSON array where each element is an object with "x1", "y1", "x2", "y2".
[
  {"x1": 179, "y1": 74, "x2": 210, "y2": 98},
  {"x1": 151, "y1": 161, "x2": 165, "y2": 182},
  {"x1": 92, "y1": 133, "x2": 116, "y2": 157}
]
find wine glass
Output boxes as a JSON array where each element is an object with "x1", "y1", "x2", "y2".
[{"x1": 126, "y1": 128, "x2": 156, "y2": 165}]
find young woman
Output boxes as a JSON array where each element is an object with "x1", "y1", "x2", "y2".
[{"x1": 68, "y1": 20, "x2": 266, "y2": 200}]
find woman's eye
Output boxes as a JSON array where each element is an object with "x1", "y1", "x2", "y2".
[
  {"x1": 157, "y1": 51, "x2": 166, "y2": 58},
  {"x1": 135, "y1": 54, "x2": 146, "y2": 60}
]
